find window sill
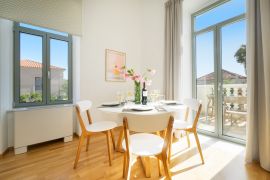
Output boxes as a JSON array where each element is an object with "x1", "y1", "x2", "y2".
[{"x1": 10, "y1": 104, "x2": 74, "y2": 112}]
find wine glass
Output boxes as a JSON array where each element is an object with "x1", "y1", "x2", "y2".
[
  {"x1": 116, "y1": 91, "x2": 122, "y2": 104},
  {"x1": 126, "y1": 91, "x2": 133, "y2": 102}
]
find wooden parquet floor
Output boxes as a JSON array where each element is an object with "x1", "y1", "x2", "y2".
[{"x1": 0, "y1": 129, "x2": 269, "y2": 180}]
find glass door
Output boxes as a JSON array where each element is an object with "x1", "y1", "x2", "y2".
[
  {"x1": 195, "y1": 30, "x2": 216, "y2": 133},
  {"x1": 220, "y1": 20, "x2": 246, "y2": 140},
  {"x1": 193, "y1": 0, "x2": 246, "y2": 142}
]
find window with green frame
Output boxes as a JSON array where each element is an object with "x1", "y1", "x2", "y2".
[{"x1": 14, "y1": 23, "x2": 72, "y2": 107}]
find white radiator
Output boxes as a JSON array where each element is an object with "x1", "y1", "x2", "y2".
[{"x1": 13, "y1": 105, "x2": 73, "y2": 154}]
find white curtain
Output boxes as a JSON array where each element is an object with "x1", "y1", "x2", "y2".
[
  {"x1": 246, "y1": 0, "x2": 270, "y2": 172},
  {"x1": 164, "y1": 0, "x2": 183, "y2": 100}
]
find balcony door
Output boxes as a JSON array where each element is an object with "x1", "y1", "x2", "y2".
[{"x1": 193, "y1": 0, "x2": 246, "y2": 142}]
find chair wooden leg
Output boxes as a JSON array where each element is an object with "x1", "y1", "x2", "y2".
[
  {"x1": 73, "y1": 135, "x2": 85, "y2": 169},
  {"x1": 194, "y1": 131, "x2": 204, "y2": 164},
  {"x1": 110, "y1": 129, "x2": 116, "y2": 150},
  {"x1": 106, "y1": 131, "x2": 113, "y2": 166},
  {"x1": 168, "y1": 137, "x2": 172, "y2": 164},
  {"x1": 157, "y1": 157, "x2": 162, "y2": 177},
  {"x1": 161, "y1": 154, "x2": 171, "y2": 179},
  {"x1": 116, "y1": 128, "x2": 124, "y2": 152},
  {"x1": 141, "y1": 157, "x2": 151, "y2": 178},
  {"x1": 147, "y1": 157, "x2": 151, "y2": 178},
  {"x1": 86, "y1": 135, "x2": 90, "y2": 152},
  {"x1": 186, "y1": 131, "x2": 190, "y2": 148},
  {"x1": 139, "y1": 157, "x2": 151, "y2": 178},
  {"x1": 125, "y1": 155, "x2": 132, "y2": 180},
  {"x1": 123, "y1": 153, "x2": 127, "y2": 178}
]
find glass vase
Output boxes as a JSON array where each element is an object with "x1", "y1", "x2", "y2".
[{"x1": 134, "y1": 81, "x2": 141, "y2": 104}]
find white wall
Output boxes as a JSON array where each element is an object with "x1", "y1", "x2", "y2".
[
  {"x1": 0, "y1": 18, "x2": 13, "y2": 154},
  {"x1": 80, "y1": 0, "x2": 166, "y2": 124},
  {"x1": 140, "y1": 0, "x2": 166, "y2": 92},
  {"x1": 72, "y1": 36, "x2": 81, "y2": 133}
]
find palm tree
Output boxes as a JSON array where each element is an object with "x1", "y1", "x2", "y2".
[{"x1": 234, "y1": 44, "x2": 246, "y2": 75}]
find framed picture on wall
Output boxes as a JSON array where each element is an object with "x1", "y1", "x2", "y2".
[{"x1": 105, "y1": 49, "x2": 126, "y2": 82}]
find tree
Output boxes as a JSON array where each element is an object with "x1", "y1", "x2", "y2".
[{"x1": 234, "y1": 44, "x2": 246, "y2": 75}]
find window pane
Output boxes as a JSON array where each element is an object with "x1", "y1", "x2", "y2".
[
  {"x1": 195, "y1": 0, "x2": 246, "y2": 31},
  {"x1": 196, "y1": 31, "x2": 215, "y2": 132},
  {"x1": 19, "y1": 23, "x2": 68, "y2": 36},
  {"x1": 50, "y1": 39, "x2": 69, "y2": 101},
  {"x1": 20, "y1": 33, "x2": 43, "y2": 103},
  {"x1": 221, "y1": 20, "x2": 246, "y2": 140}
]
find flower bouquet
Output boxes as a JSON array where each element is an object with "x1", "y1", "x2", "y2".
[{"x1": 124, "y1": 67, "x2": 156, "y2": 104}]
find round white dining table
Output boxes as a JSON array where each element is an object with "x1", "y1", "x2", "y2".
[{"x1": 98, "y1": 102, "x2": 186, "y2": 126}]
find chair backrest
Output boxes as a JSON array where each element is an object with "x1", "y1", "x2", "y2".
[
  {"x1": 183, "y1": 98, "x2": 202, "y2": 129},
  {"x1": 76, "y1": 100, "x2": 92, "y2": 113},
  {"x1": 122, "y1": 112, "x2": 172, "y2": 133},
  {"x1": 75, "y1": 100, "x2": 93, "y2": 134},
  {"x1": 123, "y1": 112, "x2": 174, "y2": 157},
  {"x1": 183, "y1": 99, "x2": 201, "y2": 111}
]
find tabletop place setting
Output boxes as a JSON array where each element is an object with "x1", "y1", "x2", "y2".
[{"x1": 98, "y1": 67, "x2": 183, "y2": 114}]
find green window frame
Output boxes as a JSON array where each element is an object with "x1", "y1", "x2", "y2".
[
  {"x1": 191, "y1": 0, "x2": 246, "y2": 144},
  {"x1": 14, "y1": 22, "x2": 73, "y2": 107}
]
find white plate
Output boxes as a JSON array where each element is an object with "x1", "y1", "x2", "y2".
[
  {"x1": 101, "y1": 101, "x2": 120, "y2": 107},
  {"x1": 160, "y1": 100, "x2": 180, "y2": 105},
  {"x1": 131, "y1": 105, "x2": 153, "y2": 111}
]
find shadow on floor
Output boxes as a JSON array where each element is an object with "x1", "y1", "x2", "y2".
[{"x1": 170, "y1": 136, "x2": 217, "y2": 176}]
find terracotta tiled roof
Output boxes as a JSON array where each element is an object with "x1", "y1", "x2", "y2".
[
  {"x1": 197, "y1": 69, "x2": 246, "y2": 81},
  {"x1": 197, "y1": 69, "x2": 246, "y2": 85},
  {"x1": 20, "y1": 59, "x2": 65, "y2": 70}
]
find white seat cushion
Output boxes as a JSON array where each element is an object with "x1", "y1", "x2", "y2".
[
  {"x1": 86, "y1": 121, "x2": 117, "y2": 132},
  {"x1": 122, "y1": 133, "x2": 164, "y2": 156},
  {"x1": 173, "y1": 120, "x2": 193, "y2": 130}
]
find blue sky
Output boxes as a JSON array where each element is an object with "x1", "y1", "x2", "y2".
[
  {"x1": 50, "y1": 39, "x2": 68, "y2": 79},
  {"x1": 196, "y1": 0, "x2": 246, "y2": 78},
  {"x1": 20, "y1": 25, "x2": 68, "y2": 79}
]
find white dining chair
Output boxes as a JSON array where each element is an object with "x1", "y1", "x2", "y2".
[
  {"x1": 74, "y1": 100, "x2": 117, "y2": 169},
  {"x1": 172, "y1": 98, "x2": 204, "y2": 164},
  {"x1": 122, "y1": 112, "x2": 174, "y2": 180}
]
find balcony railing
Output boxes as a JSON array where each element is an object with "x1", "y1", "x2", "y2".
[{"x1": 197, "y1": 83, "x2": 247, "y2": 139}]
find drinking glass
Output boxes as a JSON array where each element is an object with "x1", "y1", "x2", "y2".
[
  {"x1": 126, "y1": 91, "x2": 133, "y2": 102},
  {"x1": 116, "y1": 91, "x2": 122, "y2": 103},
  {"x1": 158, "y1": 94, "x2": 165, "y2": 102}
]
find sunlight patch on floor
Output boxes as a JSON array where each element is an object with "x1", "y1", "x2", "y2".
[{"x1": 170, "y1": 134, "x2": 245, "y2": 180}]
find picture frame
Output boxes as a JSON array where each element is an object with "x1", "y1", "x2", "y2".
[{"x1": 105, "y1": 49, "x2": 126, "y2": 82}]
